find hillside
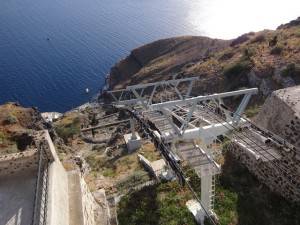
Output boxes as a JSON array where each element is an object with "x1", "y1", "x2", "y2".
[
  {"x1": 0, "y1": 103, "x2": 47, "y2": 155},
  {"x1": 109, "y1": 36, "x2": 230, "y2": 89},
  {"x1": 109, "y1": 17, "x2": 300, "y2": 98}
]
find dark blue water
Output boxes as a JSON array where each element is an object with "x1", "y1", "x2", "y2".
[
  {"x1": 1, "y1": 0, "x2": 298, "y2": 112},
  {"x1": 0, "y1": 0, "x2": 203, "y2": 112}
]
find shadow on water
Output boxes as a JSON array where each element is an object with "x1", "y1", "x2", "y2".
[{"x1": 215, "y1": 151, "x2": 300, "y2": 225}]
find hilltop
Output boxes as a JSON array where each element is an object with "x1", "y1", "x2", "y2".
[{"x1": 109, "y1": 17, "x2": 300, "y2": 99}]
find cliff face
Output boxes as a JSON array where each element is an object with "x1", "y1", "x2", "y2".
[
  {"x1": 109, "y1": 36, "x2": 230, "y2": 89},
  {"x1": 109, "y1": 17, "x2": 300, "y2": 97}
]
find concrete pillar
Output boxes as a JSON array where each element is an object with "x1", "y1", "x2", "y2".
[
  {"x1": 130, "y1": 119, "x2": 137, "y2": 139},
  {"x1": 201, "y1": 173, "x2": 212, "y2": 213}
]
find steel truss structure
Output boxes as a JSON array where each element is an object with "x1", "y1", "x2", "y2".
[
  {"x1": 104, "y1": 77, "x2": 298, "y2": 225},
  {"x1": 107, "y1": 77, "x2": 198, "y2": 107}
]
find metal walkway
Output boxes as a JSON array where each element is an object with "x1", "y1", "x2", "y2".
[{"x1": 175, "y1": 141, "x2": 220, "y2": 177}]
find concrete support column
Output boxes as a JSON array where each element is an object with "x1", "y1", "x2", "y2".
[
  {"x1": 130, "y1": 119, "x2": 137, "y2": 139},
  {"x1": 201, "y1": 174, "x2": 212, "y2": 213}
]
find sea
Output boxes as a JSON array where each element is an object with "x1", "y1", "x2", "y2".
[{"x1": 1, "y1": 0, "x2": 299, "y2": 112}]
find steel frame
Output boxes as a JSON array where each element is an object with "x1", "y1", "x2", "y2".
[
  {"x1": 107, "y1": 77, "x2": 198, "y2": 107},
  {"x1": 150, "y1": 88, "x2": 258, "y2": 140}
]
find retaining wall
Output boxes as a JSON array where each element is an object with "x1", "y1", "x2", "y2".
[
  {"x1": 229, "y1": 142, "x2": 300, "y2": 201},
  {"x1": 80, "y1": 175, "x2": 99, "y2": 225},
  {"x1": 0, "y1": 150, "x2": 38, "y2": 177},
  {"x1": 231, "y1": 86, "x2": 300, "y2": 201}
]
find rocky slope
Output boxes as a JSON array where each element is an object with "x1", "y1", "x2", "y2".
[
  {"x1": 0, "y1": 102, "x2": 47, "y2": 155},
  {"x1": 109, "y1": 17, "x2": 300, "y2": 98},
  {"x1": 109, "y1": 36, "x2": 230, "y2": 89}
]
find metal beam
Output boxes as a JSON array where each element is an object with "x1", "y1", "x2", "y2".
[
  {"x1": 81, "y1": 119, "x2": 130, "y2": 132},
  {"x1": 233, "y1": 93, "x2": 252, "y2": 122},
  {"x1": 107, "y1": 77, "x2": 200, "y2": 107},
  {"x1": 126, "y1": 77, "x2": 198, "y2": 90},
  {"x1": 162, "y1": 119, "x2": 247, "y2": 142},
  {"x1": 150, "y1": 88, "x2": 258, "y2": 110}
]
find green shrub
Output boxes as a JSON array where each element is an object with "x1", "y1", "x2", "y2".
[
  {"x1": 295, "y1": 28, "x2": 300, "y2": 38},
  {"x1": 245, "y1": 105, "x2": 261, "y2": 118},
  {"x1": 251, "y1": 34, "x2": 266, "y2": 43},
  {"x1": 0, "y1": 131, "x2": 6, "y2": 144},
  {"x1": 270, "y1": 45, "x2": 283, "y2": 55},
  {"x1": 85, "y1": 154, "x2": 107, "y2": 171},
  {"x1": 243, "y1": 47, "x2": 255, "y2": 58},
  {"x1": 92, "y1": 144, "x2": 105, "y2": 152},
  {"x1": 281, "y1": 63, "x2": 300, "y2": 78},
  {"x1": 5, "y1": 114, "x2": 18, "y2": 124},
  {"x1": 221, "y1": 138, "x2": 232, "y2": 153},
  {"x1": 223, "y1": 57, "x2": 252, "y2": 79},
  {"x1": 102, "y1": 168, "x2": 116, "y2": 177},
  {"x1": 116, "y1": 171, "x2": 149, "y2": 192},
  {"x1": 219, "y1": 51, "x2": 234, "y2": 61},
  {"x1": 118, "y1": 182, "x2": 197, "y2": 225},
  {"x1": 55, "y1": 117, "x2": 81, "y2": 143}
]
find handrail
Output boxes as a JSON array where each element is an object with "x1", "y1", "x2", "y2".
[{"x1": 32, "y1": 145, "x2": 50, "y2": 225}]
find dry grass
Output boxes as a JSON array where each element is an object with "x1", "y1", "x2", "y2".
[
  {"x1": 54, "y1": 111, "x2": 82, "y2": 143},
  {"x1": 112, "y1": 22, "x2": 300, "y2": 97},
  {"x1": 86, "y1": 142, "x2": 159, "y2": 181},
  {"x1": 0, "y1": 103, "x2": 40, "y2": 155}
]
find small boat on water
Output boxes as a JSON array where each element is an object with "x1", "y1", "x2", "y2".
[{"x1": 85, "y1": 88, "x2": 89, "y2": 93}]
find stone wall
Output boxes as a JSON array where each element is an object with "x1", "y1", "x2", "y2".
[
  {"x1": 229, "y1": 142, "x2": 300, "y2": 201},
  {"x1": 0, "y1": 129, "x2": 59, "y2": 178},
  {"x1": 255, "y1": 86, "x2": 300, "y2": 152},
  {"x1": 68, "y1": 170, "x2": 105, "y2": 225},
  {"x1": 0, "y1": 150, "x2": 38, "y2": 177},
  {"x1": 80, "y1": 175, "x2": 100, "y2": 225},
  {"x1": 230, "y1": 86, "x2": 300, "y2": 202}
]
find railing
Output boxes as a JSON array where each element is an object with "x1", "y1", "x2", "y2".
[{"x1": 32, "y1": 145, "x2": 50, "y2": 225}]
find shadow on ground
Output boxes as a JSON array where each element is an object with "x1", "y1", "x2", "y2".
[
  {"x1": 117, "y1": 184, "x2": 160, "y2": 225},
  {"x1": 117, "y1": 181, "x2": 198, "y2": 225},
  {"x1": 213, "y1": 151, "x2": 300, "y2": 225}
]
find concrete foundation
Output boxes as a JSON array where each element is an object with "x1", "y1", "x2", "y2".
[
  {"x1": 124, "y1": 132, "x2": 141, "y2": 152},
  {"x1": 186, "y1": 199, "x2": 205, "y2": 225}
]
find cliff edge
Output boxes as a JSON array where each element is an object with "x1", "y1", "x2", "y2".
[{"x1": 109, "y1": 36, "x2": 230, "y2": 89}]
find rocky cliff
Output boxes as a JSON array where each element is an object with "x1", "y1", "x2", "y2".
[
  {"x1": 0, "y1": 102, "x2": 48, "y2": 155},
  {"x1": 109, "y1": 36, "x2": 230, "y2": 89}
]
